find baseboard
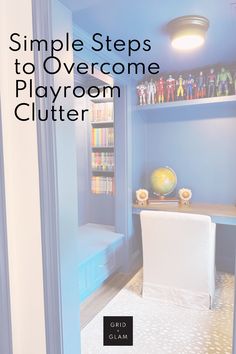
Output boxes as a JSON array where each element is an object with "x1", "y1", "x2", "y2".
[{"x1": 129, "y1": 249, "x2": 142, "y2": 273}]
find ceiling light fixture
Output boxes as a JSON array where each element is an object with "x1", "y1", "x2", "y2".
[{"x1": 167, "y1": 15, "x2": 209, "y2": 51}]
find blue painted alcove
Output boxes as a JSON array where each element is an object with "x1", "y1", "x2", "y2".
[{"x1": 132, "y1": 97, "x2": 236, "y2": 272}]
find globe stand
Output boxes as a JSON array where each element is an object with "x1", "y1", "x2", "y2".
[{"x1": 153, "y1": 193, "x2": 166, "y2": 200}]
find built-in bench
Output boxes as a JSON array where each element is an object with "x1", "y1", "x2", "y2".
[{"x1": 78, "y1": 223, "x2": 125, "y2": 302}]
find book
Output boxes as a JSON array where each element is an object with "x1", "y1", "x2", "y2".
[{"x1": 148, "y1": 197, "x2": 179, "y2": 205}]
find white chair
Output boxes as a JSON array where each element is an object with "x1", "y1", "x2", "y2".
[{"x1": 140, "y1": 210, "x2": 216, "y2": 309}]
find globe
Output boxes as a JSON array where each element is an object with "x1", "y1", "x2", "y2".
[{"x1": 151, "y1": 167, "x2": 177, "y2": 196}]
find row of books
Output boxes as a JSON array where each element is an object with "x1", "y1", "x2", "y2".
[
  {"x1": 92, "y1": 152, "x2": 114, "y2": 171},
  {"x1": 91, "y1": 102, "x2": 113, "y2": 122},
  {"x1": 91, "y1": 128, "x2": 114, "y2": 147},
  {"x1": 91, "y1": 176, "x2": 114, "y2": 194}
]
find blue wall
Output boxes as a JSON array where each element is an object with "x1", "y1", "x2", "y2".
[
  {"x1": 76, "y1": 119, "x2": 89, "y2": 226},
  {"x1": 133, "y1": 101, "x2": 236, "y2": 272},
  {"x1": 146, "y1": 115, "x2": 236, "y2": 204},
  {"x1": 52, "y1": 1, "x2": 81, "y2": 353}
]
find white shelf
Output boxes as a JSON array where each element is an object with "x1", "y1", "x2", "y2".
[
  {"x1": 92, "y1": 146, "x2": 114, "y2": 149},
  {"x1": 92, "y1": 170, "x2": 114, "y2": 173},
  {"x1": 91, "y1": 121, "x2": 114, "y2": 126},
  {"x1": 134, "y1": 95, "x2": 236, "y2": 112}
]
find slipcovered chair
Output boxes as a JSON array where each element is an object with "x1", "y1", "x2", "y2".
[{"x1": 140, "y1": 210, "x2": 216, "y2": 309}]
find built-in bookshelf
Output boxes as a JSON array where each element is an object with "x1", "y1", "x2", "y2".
[
  {"x1": 90, "y1": 92, "x2": 115, "y2": 195},
  {"x1": 72, "y1": 25, "x2": 128, "y2": 305}
]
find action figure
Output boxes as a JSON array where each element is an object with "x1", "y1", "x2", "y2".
[
  {"x1": 147, "y1": 79, "x2": 156, "y2": 104},
  {"x1": 156, "y1": 77, "x2": 165, "y2": 103},
  {"x1": 176, "y1": 75, "x2": 185, "y2": 100},
  {"x1": 196, "y1": 71, "x2": 206, "y2": 99},
  {"x1": 136, "y1": 82, "x2": 146, "y2": 105},
  {"x1": 186, "y1": 74, "x2": 194, "y2": 100},
  {"x1": 193, "y1": 79, "x2": 198, "y2": 99},
  {"x1": 234, "y1": 71, "x2": 236, "y2": 95},
  {"x1": 166, "y1": 74, "x2": 175, "y2": 102},
  {"x1": 145, "y1": 80, "x2": 149, "y2": 103},
  {"x1": 207, "y1": 68, "x2": 216, "y2": 97},
  {"x1": 216, "y1": 67, "x2": 232, "y2": 96}
]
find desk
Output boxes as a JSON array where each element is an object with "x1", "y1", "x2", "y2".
[
  {"x1": 133, "y1": 201, "x2": 236, "y2": 353},
  {"x1": 133, "y1": 202, "x2": 236, "y2": 226}
]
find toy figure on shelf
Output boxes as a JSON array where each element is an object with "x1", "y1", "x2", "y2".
[
  {"x1": 186, "y1": 74, "x2": 194, "y2": 100},
  {"x1": 176, "y1": 75, "x2": 185, "y2": 101},
  {"x1": 207, "y1": 68, "x2": 216, "y2": 97},
  {"x1": 216, "y1": 67, "x2": 233, "y2": 96},
  {"x1": 193, "y1": 79, "x2": 198, "y2": 99},
  {"x1": 145, "y1": 80, "x2": 149, "y2": 103},
  {"x1": 196, "y1": 71, "x2": 206, "y2": 99},
  {"x1": 147, "y1": 79, "x2": 156, "y2": 104},
  {"x1": 136, "y1": 82, "x2": 146, "y2": 105},
  {"x1": 233, "y1": 71, "x2": 236, "y2": 95},
  {"x1": 156, "y1": 77, "x2": 165, "y2": 103},
  {"x1": 166, "y1": 74, "x2": 175, "y2": 102}
]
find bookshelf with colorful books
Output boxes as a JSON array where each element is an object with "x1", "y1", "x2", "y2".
[
  {"x1": 91, "y1": 127, "x2": 114, "y2": 148},
  {"x1": 90, "y1": 101, "x2": 113, "y2": 123},
  {"x1": 90, "y1": 97, "x2": 115, "y2": 195},
  {"x1": 91, "y1": 152, "x2": 114, "y2": 172}
]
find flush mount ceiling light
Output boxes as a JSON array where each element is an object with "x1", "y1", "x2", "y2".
[{"x1": 167, "y1": 15, "x2": 209, "y2": 51}]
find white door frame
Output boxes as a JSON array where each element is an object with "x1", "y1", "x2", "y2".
[
  {"x1": 0, "y1": 100, "x2": 13, "y2": 354},
  {"x1": 32, "y1": 1, "x2": 64, "y2": 353}
]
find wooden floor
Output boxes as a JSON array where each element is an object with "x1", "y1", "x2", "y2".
[{"x1": 80, "y1": 272, "x2": 135, "y2": 328}]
